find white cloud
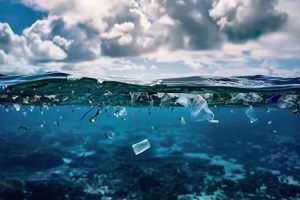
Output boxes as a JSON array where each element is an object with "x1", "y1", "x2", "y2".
[{"x1": 0, "y1": 0, "x2": 299, "y2": 78}]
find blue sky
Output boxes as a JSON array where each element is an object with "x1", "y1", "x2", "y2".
[{"x1": 0, "y1": 0, "x2": 299, "y2": 79}]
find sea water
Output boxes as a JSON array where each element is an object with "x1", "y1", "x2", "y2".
[{"x1": 0, "y1": 73, "x2": 300, "y2": 199}]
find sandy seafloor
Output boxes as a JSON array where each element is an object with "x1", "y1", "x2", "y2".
[{"x1": 0, "y1": 105, "x2": 300, "y2": 200}]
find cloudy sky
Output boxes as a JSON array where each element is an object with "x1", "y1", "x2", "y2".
[{"x1": 0, "y1": 0, "x2": 299, "y2": 79}]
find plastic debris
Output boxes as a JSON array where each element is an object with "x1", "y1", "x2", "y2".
[
  {"x1": 130, "y1": 92, "x2": 141, "y2": 104},
  {"x1": 267, "y1": 94, "x2": 282, "y2": 104},
  {"x1": 230, "y1": 93, "x2": 245, "y2": 103},
  {"x1": 293, "y1": 103, "x2": 300, "y2": 114},
  {"x1": 175, "y1": 93, "x2": 191, "y2": 107},
  {"x1": 268, "y1": 121, "x2": 272, "y2": 125},
  {"x1": 56, "y1": 119, "x2": 60, "y2": 127},
  {"x1": 159, "y1": 94, "x2": 171, "y2": 110},
  {"x1": 245, "y1": 105, "x2": 258, "y2": 123},
  {"x1": 13, "y1": 103, "x2": 21, "y2": 111},
  {"x1": 104, "y1": 130, "x2": 115, "y2": 139},
  {"x1": 179, "y1": 117, "x2": 186, "y2": 125},
  {"x1": 113, "y1": 106, "x2": 127, "y2": 118},
  {"x1": 278, "y1": 95, "x2": 298, "y2": 109},
  {"x1": 89, "y1": 109, "x2": 101, "y2": 123},
  {"x1": 18, "y1": 125, "x2": 31, "y2": 131},
  {"x1": 80, "y1": 106, "x2": 95, "y2": 121},
  {"x1": 244, "y1": 93, "x2": 263, "y2": 103},
  {"x1": 209, "y1": 119, "x2": 219, "y2": 124},
  {"x1": 230, "y1": 93, "x2": 263, "y2": 103},
  {"x1": 132, "y1": 139, "x2": 151, "y2": 155},
  {"x1": 190, "y1": 95, "x2": 215, "y2": 122}
]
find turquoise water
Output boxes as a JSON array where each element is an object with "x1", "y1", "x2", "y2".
[{"x1": 0, "y1": 73, "x2": 300, "y2": 199}]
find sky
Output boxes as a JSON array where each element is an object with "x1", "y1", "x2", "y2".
[{"x1": 0, "y1": 0, "x2": 300, "y2": 79}]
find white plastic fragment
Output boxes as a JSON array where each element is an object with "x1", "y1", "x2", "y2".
[
  {"x1": 132, "y1": 139, "x2": 151, "y2": 155},
  {"x1": 175, "y1": 93, "x2": 191, "y2": 107},
  {"x1": 190, "y1": 95, "x2": 215, "y2": 122},
  {"x1": 268, "y1": 121, "x2": 272, "y2": 125},
  {"x1": 278, "y1": 95, "x2": 298, "y2": 108},
  {"x1": 245, "y1": 105, "x2": 258, "y2": 123},
  {"x1": 159, "y1": 94, "x2": 171, "y2": 110},
  {"x1": 129, "y1": 92, "x2": 141, "y2": 104},
  {"x1": 209, "y1": 119, "x2": 219, "y2": 124},
  {"x1": 180, "y1": 117, "x2": 186, "y2": 125},
  {"x1": 104, "y1": 130, "x2": 115, "y2": 139},
  {"x1": 13, "y1": 103, "x2": 21, "y2": 111}
]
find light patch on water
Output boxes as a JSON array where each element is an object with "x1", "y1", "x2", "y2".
[{"x1": 210, "y1": 156, "x2": 245, "y2": 181}]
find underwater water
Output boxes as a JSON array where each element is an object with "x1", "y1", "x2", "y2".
[{"x1": 0, "y1": 73, "x2": 300, "y2": 200}]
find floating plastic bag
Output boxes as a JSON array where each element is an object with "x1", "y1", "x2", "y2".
[
  {"x1": 245, "y1": 105, "x2": 258, "y2": 123},
  {"x1": 129, "y1": 92, "x2": 141, "y2": 104},
  {"x1": 190, "y1": 95, "x2": 215, "y2": 122},
  {"x1": 243, "y1": 93, "x2": 263, "y2": 103},
  {"x1": 159, "y1": 94, "x2": 171, "y2": 110},
  {"x1": 175, "y1": 93, "x2": 191, "y2": 107},
  {"x1": 132, "y1": 139, "x2": 151, "y2": 155},
  {"x1": 278, "y1": 95, "x2": 298, "y2": 108}
]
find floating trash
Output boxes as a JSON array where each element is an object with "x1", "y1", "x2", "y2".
[
  {"x1": 89, "y1": 109, "x2": 101, "y2": 123},
  {"x1": 190, "y1": 95, "x2": 215, "y2": 122},
  {"x1": 104, "y1": 130, "x2": 115, "y2": 139},
  {"x1": 278, "y1": 95, "x2": 298, "y2": 109},
  {"x1": 179, "y1": 117, "x2": 186, "y2": 125},
  {"x1": 267, "y1": 94, "x2": 282, "y2": 104},
  {"x1": 114, "y1": 106, "x2": 127, "y2": 118},
  {"x1": 130, "y1": 92, "x2": 141, "y2": 104},
  {"x1": 209, "y1": 119, "x2": 219, "y2": 124},
  {"x1": 56, "y1": 119, "x2": 60, "y2": 127},
  {"x1": 245, "y1": 105, "x2": 258, "y2": 123},
  {"x1": 132, "y1": 139, "x2": 151, "y2": 155},
  {"x1": 13, "y1": 104, "x2": 21, "y2": 111},
  {"x1": 159, "y1": 94, "x2": 172, "y2": 110},
  {"x1": 268, "y1": 121, "x2": 272, "y2": 125},
  {"x1": 175, "y1": 93, "x2": 191, "y2": 107},
  {"x1": 18, "y1": 125, "x2": 31, "y2": 131}
]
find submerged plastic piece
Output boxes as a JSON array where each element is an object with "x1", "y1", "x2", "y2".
[
  {"x1": 267, "y1": 94, "x2": 282, "y2": 104},
  {"x1": 244, "y1": 93, "x2": 263, "y2": 103},
  {"x1": 230, "y1": 93, "x2": 245, "y2": 103},
  {"x1": 278, "y1": 95, "x2": 298, "y2": 109},
  {"x1": 104, "y1": 130, "x2": 115, "y2": 139},
  {"x1": 159, "y1": 94, "x2": 171, "y2": 110},
  {"x1": 180, "y1": 117, "x2": 186, "y2": 125},
  {"x1": 190, "y1": 95, "x2": 214, "y2": 122},
  {"x1": 13, "y1": 103, "x2": 21, "y2": 111},
  {"x1": 132, "y1": 139, "x2": 151, "y2": 155},
  {"x1": 175, "y1": 93, "x2": 191, "y2": 107},
  {"x1": 209, "y1": 119, "x2": 219, "y2": 123},
  {"x1": 113, "y1": 106, "x2": 127, "y2": 118},
  {"x1": 130, "y1": 92, "x2": 141, "y2": 104},
  {"x1": 245, "y1": 105, "x2": 258, "y2": 123}
]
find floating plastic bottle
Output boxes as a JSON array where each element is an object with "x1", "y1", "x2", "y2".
[
  {"x1": 245, "y1": 105, "x2": 258, "y2": 123},
  {"x1": 132, "y1": 139, "x2": 151, "y2": 155},
  {"x1": 190, "y1": 95, "x2": 215, "y2": 122}
]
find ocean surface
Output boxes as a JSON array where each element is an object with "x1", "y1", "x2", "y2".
[{"x1": 0, "y1": 72, "x2": 300, "y2": 200}]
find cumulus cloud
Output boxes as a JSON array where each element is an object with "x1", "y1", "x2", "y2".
[
  {"x1": 0, "y1": 0, "x2": 298, "y2": 77},
  {"x1": 209, "y1": 0, "x2": 288, "y2": 42}
]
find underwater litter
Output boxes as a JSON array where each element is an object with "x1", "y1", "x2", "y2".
[{"x1": 0, "y1": 73, "x2": 300, "y2": 199}]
